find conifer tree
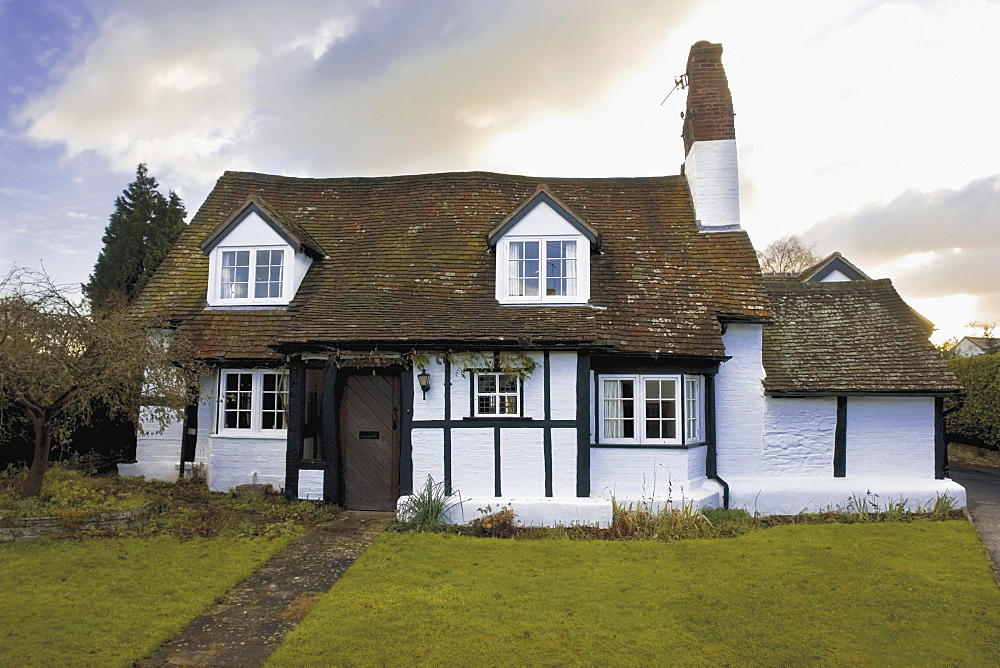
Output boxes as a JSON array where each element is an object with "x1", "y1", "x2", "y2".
[{"x1": 85, "y1": 164, "x2": 186, "y2": 307}]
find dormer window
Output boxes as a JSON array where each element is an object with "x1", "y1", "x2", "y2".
[
  {"x1": 200, "y1": 197, "x2": 326, "y2": 308},
  {"x1": 489, "y1": 189, "x2": 598, "y2": 306}
]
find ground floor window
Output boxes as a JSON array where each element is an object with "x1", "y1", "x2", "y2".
[
  {"x1": 600, "y1": 374, "x2": 704, "y2": 445},
  {"x1": 219, "y1": 369, "x2": 288, "y2": 434},
  {"x1": 474, "y1": 371, "x2": 520, "y2": 416}
]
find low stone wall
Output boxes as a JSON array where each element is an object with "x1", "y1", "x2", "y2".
[
  {"x1": 0, "y1": 502, "x2": 160, "y2": 542},
  {"x1": 949, "y1": 443, "x2": 1000, "y2": 469}
]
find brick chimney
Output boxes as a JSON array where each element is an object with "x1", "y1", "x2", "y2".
[{"x1": 682, "y1": 41, "x2": 740, "y2": 231}]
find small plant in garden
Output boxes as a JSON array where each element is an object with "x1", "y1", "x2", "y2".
[
  {"x1": 396, "y1": 476, "x2": 454, "y2": 531},
  {"x1": 608, "y1": 497, "x2": 713, "y2": 539},
  {"x1": 471, "y1": 505, "x2": 517, "y2": 538}
]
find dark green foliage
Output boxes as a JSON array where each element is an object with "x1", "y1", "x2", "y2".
[
  {"x1": 945, "y1": 353, "x2": 1000, "y2": 450},
  {"x1": 85, "y1": 164, "x2": 186, "y2": 307}
]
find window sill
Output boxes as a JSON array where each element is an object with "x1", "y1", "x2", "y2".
[
  {"x1": 591, "y1": 442, "x2": 708, "y2": 450},
  {"x1": 464, "y1": 416, "x2": 532, "y2": 421},
  {"x1": 213, "y1": 432, "x2": 288, "y2": 440}
]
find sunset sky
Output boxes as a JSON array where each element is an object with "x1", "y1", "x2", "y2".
[{"x1": 2, "y1": 0, "x2": 998, "y2": 342}]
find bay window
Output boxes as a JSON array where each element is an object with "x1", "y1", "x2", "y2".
[{"x1": 600, "y1": 374, "x2": 704, "y2": 445}]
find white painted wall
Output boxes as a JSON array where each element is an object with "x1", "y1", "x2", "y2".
[
  {"x1": 209, "y1": 435, "x2": 286, "y2": 492},
  {"x1": 551, "y1": 428, "x2": 578, "y2": 497},
  {"x1": 412, "y1": 358, "x2": 447, "y2": 421},
  {"x1": 297, "y1": 469, "x2": 324, "y2": 500},
  {"x1": 819, "y1": 268, "x2": 852, "y2": 282},
  {"x1": 763, "y1": 397, "x2": 837, "y2": 477},
  {"x1": 449, "y1": 427, "x2": 494, "y2": 497},
  {"x1": 500, "y1": 428, "x2": 545, "y2": 497},
  {"x1": 591, "y1": 446, "x2": 708, "y2": 501},
  {"x1": 411, "y1": 428, "x2": 445, "y2": 487},
  {"x1": 549, "y1": 352, "x2": 577, "y2": 420},
  {"x1": 521, "y1": 352, "x2": 545, "y2": 419},
  {"x1": 715, "y1": 323, "x2": 766, "y2": 478},
  {"x1": 504, "y1": 201, "x2": 582, "y2": 236},
  {"x1": 121, "y1": 375, "x2": 214, "y2": 481},
  {"x1": 955, "y1": 338, "x2": 986, "y2": 357},
  {"x1": 846, "y1": 396, "x2": 936, "y2": 478},
  {"x1": 684, "y1": 139, "x2": 740, "y2": 230}
]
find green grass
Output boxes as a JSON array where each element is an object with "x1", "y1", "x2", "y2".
[
  {"x1": 269, "y1": 521, "x2": 1000, "y2": 666},
  {"x1": 0, "y1": 536, "x2": 291, "y2": 667}
]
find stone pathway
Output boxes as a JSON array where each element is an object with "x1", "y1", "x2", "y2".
[
  {"x1": 950, "y1": 464, "x2": 1000, "y2": 583},
  {"x1": 140, "y1": 511, "x2": 393, "y2": 667}
]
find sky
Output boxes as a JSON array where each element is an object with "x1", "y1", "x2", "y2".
[{"x1": 1, "y1": 0, "x2": 998, "y2": 343}]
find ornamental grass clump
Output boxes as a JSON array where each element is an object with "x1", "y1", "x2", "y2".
[
  {"x1": 607, "y1": 497, "x2": 715, "y2": 540},
  {"x1": 395, "y1": 476, "x2": 453, "y2": 531}
]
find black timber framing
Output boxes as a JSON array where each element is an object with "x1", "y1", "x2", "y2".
[
  {"x1": 400, "y1": 365, "x2": 414, "y2": 495},
  {"x1": 322, "y1": 362, "x2": 341, "y2": 503},
  {"x1": 284, "y1": 357, "x2": 305, "y2": 498},
  {"x1": 935, "y1": 396, "x2": 946, "y2": 479},
  {"x1": 576, "y1": 351, "x2": 591, "y2": 497},
  {"x1": 834, "y1": 396, "x2": 847, "y2": 478}
]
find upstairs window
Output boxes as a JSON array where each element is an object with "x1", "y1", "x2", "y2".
[
  {"x1": 219, "y1": 248, "x2": 284, "y2": 301},
  {"x1": 474, "y1": 372, "x2": 520, "y2": 417},
  {"x1": 500, "y1": 237, "x2": 586, "y2": 303},
  {"x1": 599, "y1": 374, "x2": 704, "y2": 446},
  {"x1": 219, "y1": 369, "x2": 288, "y2": 434}
]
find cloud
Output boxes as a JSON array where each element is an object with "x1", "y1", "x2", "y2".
[
  {"x1": 803, "y1": 175, "x2": 1000, "y2": 267},
  {"x1": 15, "y1": 0, "x2": 700, "y2": 203},
  {"x1": 802, "y1": 174, "x2": 1000, "y2": 332}
]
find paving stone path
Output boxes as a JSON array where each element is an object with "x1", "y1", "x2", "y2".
[{"x1": 140, "y1": 510, "x2": 393, "y2": 667}]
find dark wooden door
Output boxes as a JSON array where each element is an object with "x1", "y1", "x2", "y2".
[{"x1": 340, "y1": 373, "x2": 400, "y2": 511}]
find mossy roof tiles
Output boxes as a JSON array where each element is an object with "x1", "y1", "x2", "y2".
[
  {"x1": 762, "y1": 280, "x2": 961, "y2": 394},
  {"x1": 134, "y1": 170, "x2": 771, "y2": 359}
]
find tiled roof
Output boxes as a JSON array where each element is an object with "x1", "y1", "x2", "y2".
[
  {"x1": 134, "y1": 170, "x2": 771, "y2": 359},
  {"x1": 762, "y1": 280, "x2": 961, "y2": 394}
]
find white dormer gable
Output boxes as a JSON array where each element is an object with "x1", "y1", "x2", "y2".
[
  {"x1": 201, "y1": 199, "x2": 321, "y2": 307},
  {"x1": 488, "y1": 190, "x2": 598, "y2": 305}
]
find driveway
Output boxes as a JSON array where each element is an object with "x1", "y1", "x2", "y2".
[{"x1": 949, "y1": 463, "x2": 1000, "y2": 577}]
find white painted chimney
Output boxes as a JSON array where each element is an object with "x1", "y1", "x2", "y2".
[{"x1": 682, "y1": 41, "x2": 740, "y2": 232}]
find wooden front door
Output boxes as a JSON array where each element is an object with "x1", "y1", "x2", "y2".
[{"x1": 340, "y1": 372, "x2": 400, "y2": 511}]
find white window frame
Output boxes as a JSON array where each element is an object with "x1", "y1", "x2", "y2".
[
  {"x1": 473, "y1": 371, "x2": 521, "y2": 417},
  {"x1": 598, "y1": 374, "x2": 705, "y2": 446},
  {"x1": 217, "y1": 369, "x2": 289, "y2": 437},
  {"x1": 209, "y1": 245, "x2": 288, "y2": 306},
  {"x1": 496, "y1": 235, "x2": 590, "y2": 304}
]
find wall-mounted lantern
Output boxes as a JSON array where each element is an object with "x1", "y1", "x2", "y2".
[{"x1": 417, "y1": 369, "x2": 431, "y2": 399}]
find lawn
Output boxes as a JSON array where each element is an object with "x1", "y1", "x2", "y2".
[
  {"x1": 269, "y1": 521, "x2": 1000, "y2": 666},
  {"x1": 0, "y1": 536, "x2": 290, "y2": 667}
]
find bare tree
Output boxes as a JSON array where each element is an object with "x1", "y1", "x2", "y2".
[
  {"x1": 756, "y1": 235, "x2": 821, "y2": 275},
  {"x1": 0, "y1": 267, "x2": 201, "y2": 496}
]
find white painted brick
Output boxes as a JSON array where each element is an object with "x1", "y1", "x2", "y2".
[
  {"x1": 450, "y1": 364, "x2": 471, "y2": 418},
  {"x1": 297, "y1": 469, "x2": 324, "y2": 500},
  {"x1": 411, "y1": 428, "x2": 445, "y2": 488},
  {"x1": 412, "y1": 358, "x2": 446, "y2": 421},
  {"x1": 684, "y1": 139, "x2": 740, "y2": 229},
  {"x1": 763, "y1": 397, "x2": 837, "y2": 477},
  {"x1": 549, "y1": 352, "x2": 577, "y2": 420},
  {"x1": 846, "y1": 397, "x2": 935, "y2": 478},
  {"x1": 500, "y1": 428, "x2": 544, "y2": 497},
  {"x1": 209, "y1": 436, "x2": 285, "y2": 492},
  {"x1": 450, "y1": 427, "x2": 494, "y2": 498},
  {"x1": 551, "y1": 428, "x2": 578, "y2": 497},
  {"x1": 522, "y1": 353, "x2": 546, "y2": 419},
  {"x1": 590, "y1": 447, "x2": 707, "y2": 501},
  {"x1": 715, "y1": 323, "x2": 765, "y2": 477}
]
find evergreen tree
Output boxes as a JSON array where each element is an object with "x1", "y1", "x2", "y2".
[{"x1": 85, "y1": 164, "x2": 186, "y2": 307}]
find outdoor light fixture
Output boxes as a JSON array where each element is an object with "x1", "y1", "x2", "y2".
[{"x1": 417, "y1": 369, "x2": 431, "y2": 399}]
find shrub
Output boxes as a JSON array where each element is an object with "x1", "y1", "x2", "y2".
[
  {"x1": 396, "y1": 476, "x2": 453, "y2": 531},
  {"x1": 471, "y1": 505, "x2": 517, "y2": 538},
  {"x1": 946, "y1": 354, "x2": 1000, "y2": 450}
]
